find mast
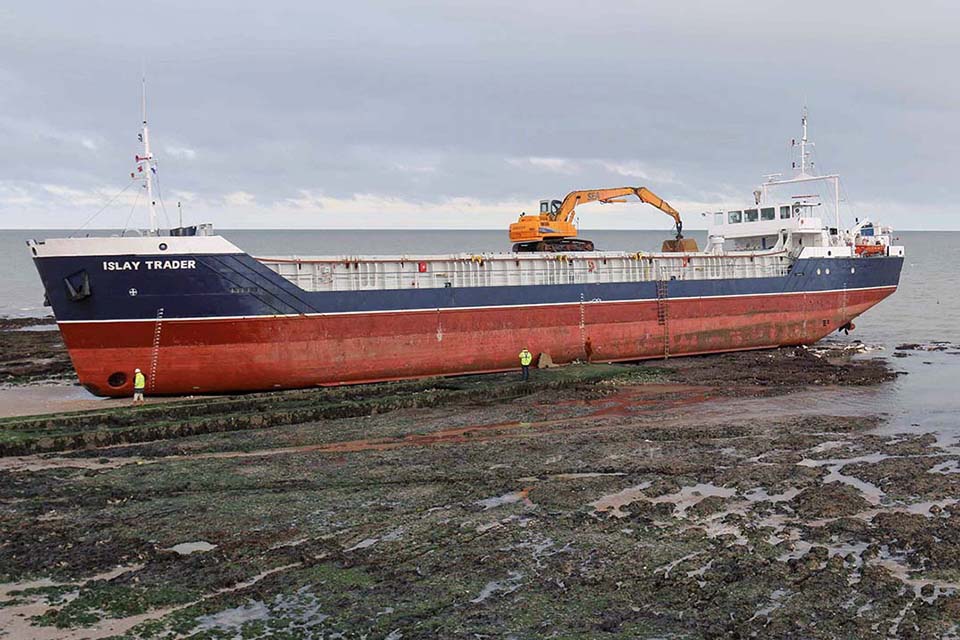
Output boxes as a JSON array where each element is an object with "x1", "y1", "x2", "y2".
[
  {"x1": 800, "y1": 107, "x2": 808, "y2": 174},
  {"x1": 763, "y1": 108, "x2": 842, "y2": 232},
  {"x1": 138, "y1": 77, "x2": 158, "y2": 234}
]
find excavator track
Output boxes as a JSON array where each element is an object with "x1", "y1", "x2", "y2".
[{"x1": 513, "y1": 239, "x2": 596, "y2": 253}]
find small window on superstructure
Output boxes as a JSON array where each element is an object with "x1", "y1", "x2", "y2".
[
  {"x1": 761, "y1": 207, "x2": 775, "y2": 221},
  {"x1": 744, "y1": 209, "x2": 759, "y2": 222},
  {"x1": 714, "y1": 212, "x2": 724, "y2": 225},
  {"x1": 780, "y1": 205, "x2": 791, "y2": 219},
  {"x1": 728, "y1": 211, "x2": 742, "y2": 224}
]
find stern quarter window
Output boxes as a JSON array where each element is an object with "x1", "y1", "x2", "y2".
[{"x1": 780, "y1": 205, "x2": 792, "y2": 219}]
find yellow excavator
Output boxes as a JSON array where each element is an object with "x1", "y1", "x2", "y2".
[{"x1": 509, "y1": 186, "x2": 697, "y2": 252}]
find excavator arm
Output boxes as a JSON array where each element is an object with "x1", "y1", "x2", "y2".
[{"x1": 551, "y1": 187, "x2": 683, "y2": 238}]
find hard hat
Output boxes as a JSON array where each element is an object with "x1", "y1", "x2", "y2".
[{"x1": 135, "y1": 368, "x2": 141, "y2": 372}]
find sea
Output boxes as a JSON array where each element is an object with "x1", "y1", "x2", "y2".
[{"x1": 2, "y1": 229, "x2": 957, "y2": 441}]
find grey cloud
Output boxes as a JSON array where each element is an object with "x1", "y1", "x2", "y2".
[{"x1": 0, "y1": 0, "x2": 958, "y2": 229}]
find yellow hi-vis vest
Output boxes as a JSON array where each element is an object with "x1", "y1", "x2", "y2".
[
  {"x1": 134, "y1": 371, "x2": 146, "y2": 390},
  {"x1": 519, "y1": 350, "x2": 533, "y2": 366}
]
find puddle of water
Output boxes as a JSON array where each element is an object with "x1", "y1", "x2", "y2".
[
  {"x1": 167, "y1": 541, "x2": 217, "y2": 555},
  {"x1": 694, "y1": 519, "x2": 749, "y2": 546},
  {"x1": 476, "y1": 488, "x2": 534, "y2": 510},
  {"x1": 929, "y1": 460, "x2": 960, "y2": 474},
  {"x1": 0, "y1": 564, "x2": 145, "y2": 640},
  {"x1": 798, "y1": 454, "x2": 888, "y2": 505},
  {"x1": 191, "y1": 600, "x2": 271, "y2": 633},
  {"x1": 870, "y1": 552, "x2": 960, "y2": 603},
  {"x1": 809, "y1": 440, "x2": 850, "y2": 454},
  {"x1": 798, "y1": 453, "x2": 892, "y2": 468},
  {"x1": 589, "y1": 482, "x2": 652, "y2": 518},
  {"x1": 191, "y1": 586, "x2": 329, "y2": 636},
  {"x1": 268, "y1": 537, "x2": 308, "y2": 550},
  {"x1": 743, "y1": 487, "x2": 801, "y2": 503},
  {"x1": 748, "y1": 587, "x2": 790, "y2": 621},
  {"x1": 548, "y1": 472, "x2": 627, "y2": 480},
  {"x1": 470, "y1": 571, "x2": 524, "y2": 604},
  {"x1": 805, "y1": 497, "x2": 960, "y2": 528},
  {"x1": 0, "y1": 563, "x2": 142, "y2": 599},
  {"x1": 650, "y1": 483, "x2": 737, "y2": 518},
  {"x1": 904, "y1": 499, "x2": 958, "y2": 515},
  {"x1": 654, "y1": 552, "x2": 702, "y2": 577},
  {"x1": 10, "y1": 324, "x2": 58, "y2": 332},
  {"x1": 345, "y1": 538, "x2": 378, "y2": 552},
  {"x1": 686, "y1": 559, "x2": 715, "y2": 579},
  {"x1": 592, "y1": 482, "x2": 737, "y2": 519},
  {"x1": 777, "y1": 540, "x2": 869, "y2": 563}
]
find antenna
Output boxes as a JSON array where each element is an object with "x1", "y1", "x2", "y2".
[
  {"x1": 797, "y1": 107, "x2": 815, "y2": 176},
  {"x1": 178, "y1": 201, "x2": 183, "y2": 229},
  {"x1": 138, "y1": 75, "x2": 158, "y2": 235}
]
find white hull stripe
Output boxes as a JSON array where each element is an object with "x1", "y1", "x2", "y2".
[{"x1": 55, "y1": 285, "x2": 898, "y2": 325}]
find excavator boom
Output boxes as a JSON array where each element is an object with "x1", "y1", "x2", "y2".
[
  {"x1": 509, "y1": 185, "x2": 690, "y2": 252},
  {"x1": 553, "y1": 187, "x2": 681, "y2": 235}
]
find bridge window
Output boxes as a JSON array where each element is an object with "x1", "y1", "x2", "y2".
[
  {"x1": 761, "y1": 207, "x2": 775, "y2": 221},
  {"x1": 728, "y1": 210, "x2": 742, "y2": 224},
  {"x1": 780, "y1": 206, "x2": 791, "y2": 219},
  {"x1": 744, "y1": 209, "x2": 759, "y2": 222}
]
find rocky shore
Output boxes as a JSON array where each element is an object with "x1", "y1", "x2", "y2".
[{"x1": 1, "y1": 328, "x2": 958, "y2": 639}]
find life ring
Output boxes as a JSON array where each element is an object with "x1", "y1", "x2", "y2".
[{"x1": 587, "y1": 260, "x2": 597, "y2": 273}]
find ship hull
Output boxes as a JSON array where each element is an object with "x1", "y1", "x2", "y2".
[
  {"x1": 28, "y1": 237, "x2": 902, "y2": 397},
  {"x1": 57, "y1": 285, "x2": 895, "y2": 396}
]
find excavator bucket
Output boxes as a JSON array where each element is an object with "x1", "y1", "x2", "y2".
[{"x1": 661, "y1": 238, "x2": 699, "y2": 253}]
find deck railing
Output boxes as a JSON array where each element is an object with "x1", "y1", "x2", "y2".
[{"x1": 258, "y1": 251, "x2": 793, "y2": 293}]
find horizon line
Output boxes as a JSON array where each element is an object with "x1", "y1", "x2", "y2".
[{"x1": 0, "y1": 227, "x2": 949, "y2": 233}]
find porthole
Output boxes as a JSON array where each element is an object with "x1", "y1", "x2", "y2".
[
  {"x1": 159, "y1": 242, "x2": 168, "y2": 251},
  {"x1": 107, "y1": 371, "x2": 127, "y2": 388},
  {"x1": 825, "y1": 268, "x2": 830, "y2": 275},
  {"x1": 816, "y1": 268, "x2": 822, "y2": 275},
  {"x1": 851, "y1": 267, "x2": 856, "y2": 274}
]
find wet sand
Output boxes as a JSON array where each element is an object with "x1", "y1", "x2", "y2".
[{"x1": 0, "y1": 385, "x2": 116, "y2": 417}]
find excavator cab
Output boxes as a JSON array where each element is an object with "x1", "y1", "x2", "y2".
[{"x1": 539, "y1": 200, "x2": 562, "y2": 216}]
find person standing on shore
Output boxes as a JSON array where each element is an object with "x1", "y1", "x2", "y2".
[
  {"x1": 518, "y1": 348, "x2": 533, "y2": 381},
  {"x1": 132, "y1": 368, "x2": 146, "y2": 405}
]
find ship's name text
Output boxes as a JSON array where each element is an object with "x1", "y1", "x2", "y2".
[{"x1": 102, "y1": 260, "x2": 197, "y2": 271}]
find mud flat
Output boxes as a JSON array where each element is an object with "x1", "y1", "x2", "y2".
[{"x1": 2, "y1": 345, "x2": 959, "y2": 638}]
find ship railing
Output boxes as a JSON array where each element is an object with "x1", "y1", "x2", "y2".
[{"x1": 258, "y1": 251, "x2": 792, "y2": 292}]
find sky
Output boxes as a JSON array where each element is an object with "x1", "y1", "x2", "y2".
[{"x1": 1, "y1": 1, "x2": 957, "y2": 231}]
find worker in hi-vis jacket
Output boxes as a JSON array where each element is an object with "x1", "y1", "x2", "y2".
[
  {"x1": 132, "y1": 368, "x2": 146, "y2": 405},
  {"x1": 518, "y1": 348, "x2": 533, "y2": 382}
]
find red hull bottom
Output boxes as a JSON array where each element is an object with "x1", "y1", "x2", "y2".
[{"x1": 59, "y1": 287, "x2": 896, "y2": 397}]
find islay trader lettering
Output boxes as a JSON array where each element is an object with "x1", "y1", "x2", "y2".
[{"x1": 102, "y1": 259, "x2": 196, "y2": 271}]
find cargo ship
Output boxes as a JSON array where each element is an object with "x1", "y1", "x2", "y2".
[{"x1": 28, "y1": 104, "x2": 903, "y2": 397}]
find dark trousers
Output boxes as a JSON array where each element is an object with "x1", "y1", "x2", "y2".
[{"x1": 521, "y1": 364, "x2": 529, "y2": 381}]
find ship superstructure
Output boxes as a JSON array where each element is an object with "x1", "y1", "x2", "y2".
[{"x1": 28, "y1": 105, "x2": 903, "y2": 396}]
